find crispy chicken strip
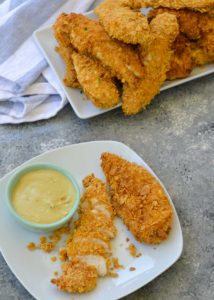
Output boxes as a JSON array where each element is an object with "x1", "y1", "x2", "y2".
[
  {"x1": 128, "y1": 0, "x2": 214, "y2": 13},
  {"x1": 101, "y1": 153, "x2": 173, "y2": 244},
  {"x1": 55, "y1": 13, "x2": 144, "y2": 85},
  {"x1": 148, "y1": 8, "x2": 214, "y2": 40},
  {"x1": 51, "y1": 260, "x2": 98, "y2": 293},
  {"x1": 95, "y1": 0, "x2": 150, "y2": 45},
  {"x1": 122, "y1": 13, "x2": 179, "y2": 115},
  {"x1": 52, "y1": 175, "x2": 117, "y2": 293},
  {"x1": 71, "y1": 52, "x2": 119, "y2": 109},
  {"x1": 56, "y1": 45, "x2": 80, "y2": 88},
  {"x1": 148, "y1": 8, "x2": 214, "y2": 78},
  {"x1": 166, "y1": 34, "x2": 195, "y2": 80}
]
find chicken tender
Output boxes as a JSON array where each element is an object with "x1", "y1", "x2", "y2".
[
  {"x1": 129, "y1": 0, "x2": 214, "y2": 13},
  {"x1": 122, "y1": 13, "x2": 179, "y2": 115},
  {"x1": 166, "y1": 34, "x2": 195, "y2": 80},
  {"x1": 148, "y1": 8, "x2": 214, "y2": 40},
  {"x1": 149, "y1": 8, "x2": 214, "y2": 78},
  {"x1": 101, "y1": 153, "x2": 173, "y2": 244},
  {"x1": 56, "y1": 45, "x2": 80, "y2": 88},
  {"x1": 51, "y1": 260, "x2": 98, "y2": 293},
  {"x1": 71, "y1": 52, "x2": 119, "y2": 109},
  {"x1": 52, "y1": 175, "x2": 117, "y2": 293},
  {"x1": 95, "y1": 0, "x2": 150, "y2": 45},
  {"x1": 56, "y1": 13, "x2": 144, "y2": 85}
]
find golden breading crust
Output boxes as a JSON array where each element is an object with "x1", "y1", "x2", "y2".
[
  {"x1": 51, "y1": 260, "x2": 98, "y2": 293},
  {"x1": 122, "y1": 13, "x2": 179, "y2": 115},
  {"x1": 95, "y1": 0, "x2": 150, "y2": 45},
  {"x1": 52, "y1": 175, "x2": 117, "y2": 294},
  {"x1": 166, "y1": 34, "x2": 195, "y2": 80},
  {"x1": 101, "y1": 153, "x2": 173, "y2": 244},
  {"x1": 53, "y1": 13, "x2": 71, "y2": 48},
  {"x1": 55, "y1": 45, "x2": 80, "y2": 88},
  {"x1": 128, "y1": 0, "x2": 214, "y2": 13},
  {"x1": 71, "y1": 52, "x2": 119, "y2": 109},
  {"x1": 148, "y1": 8, "x2": 214, "y2": 79},
  {"x1": 57, "y1": 13, "x2": 144, "y2": 85}
]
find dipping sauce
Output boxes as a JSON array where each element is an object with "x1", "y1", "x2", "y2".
[{"x1": 12, "y1": 169, "x2": 76, "y2": 224}]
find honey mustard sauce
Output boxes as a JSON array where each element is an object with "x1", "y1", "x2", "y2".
[{"x1": 12, "y1": 169, "x2": 76, "y2": 224}]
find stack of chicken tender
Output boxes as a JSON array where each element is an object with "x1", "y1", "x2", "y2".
[{"x1": 53, "y1": 0, "x2": 214, "y2": 115}]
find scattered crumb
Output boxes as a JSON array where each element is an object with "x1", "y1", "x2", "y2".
[
  {"x1": 136, "y1": 253, "x2": 142, "y2": 258},
  {"x1": 40, "y1": 241, "x2": 55, "y2": 253},
  {"x1": 51, "y1": 256, "x2": 57, "y2": 262},
  {"x1": 40, "y1": 236, "x2": 47, "y2": 244},
  {"x1": 59, "y1": 248, "x2": 67, "y2": 262},
  {"x1": 53, "y1": 271, "x2": 59, "y2": 277},
  {"x1": 112, "y1": 257, "x2": 124, "y2": 269},
  {"x1": 126, "y1": 238, "x2": 130, "y2": 242},
  {"x1": 127, "y1": 243, "x2": 142, "y2": 258},
  {"x1": 109, "y1": 272, "x2": 119, "y2": 278},
  {"x1": 127, "y1": 243, "x2": 137, "y2": 257},
  {"x1": 27, "y1": 242, "x2": 37, "y2": 251},
  {"x1": 27, "y1": 221, "x2": 72, "y2": 253},
  {"x1": 129, "y1": 267, "x2": 136, "y2": 272}
]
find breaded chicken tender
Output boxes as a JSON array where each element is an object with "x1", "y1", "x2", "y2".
[
  {"x1": 56, "y1": 13, "x2": 144, "y2": 85},
  {"x1": 148, "y1": 8, "x2": 214, "y2": 78},
  {"x1": 101, "y1": 153, "x2": 173, "y2": 244},
  {"x1": 166, "y1": 34, "x2": 195, "y2": 80},
  {"x1": 95, "y1": 0, "x2": 150, "y2": 45},
  {"x1": 52, "y1": 175, "x2": 117, "y2": 294},
  {"x1": 56, "y1": 45, "x2": 80, "y2": 88},
  {"x1": 122, "y1": 13, "x2": 179, "y2": 114},
  {"x1": 129, "y1": 0, "x2": 214, "y2": 13},
  {"x1": 71, "y1": 52, "x2": 119, "y2": 109},
  {"x1": 51, "y1": 260, "x2": 98, "y2": 293}
]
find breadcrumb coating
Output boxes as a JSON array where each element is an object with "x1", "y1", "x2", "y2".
[
  {"x1": 101, "y1": 152, "x2": 173, "y2": 244},
  {"x1": 148, "y1": 8, "x2": 214, "y2": 79},
  {"x1": 128, "y1": 0, "x2": 214, "y2": 13},
  {"x1": 95, "y1": 0, "x2": 150, "y2": 45},
  {"x1": 56, "y1": 13, "x2": 144, "y2": 85},
  {"x1": 52, "y1": 174, "x2": 117, "y2": 294},
  {"x1": 55, "y1": 45, "x2": 80, "y2": 88},
  {"x1": 51, "y1": 260, "x2": 98, "y2": 293},
  {"x1": 71, "y1": 52, "x2": 120, "y2": 109},
  {"x1": 122, "y1": 13, "x2": 179, "y2": 114}
]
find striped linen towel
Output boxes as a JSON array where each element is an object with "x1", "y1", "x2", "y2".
[{"x1": 0, "y1": 0, "x2": 95, "y2": 124}]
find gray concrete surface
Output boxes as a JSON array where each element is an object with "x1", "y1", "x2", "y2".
[{"x1": 0, "y1": 73, "x2": 213, "y2": 300}]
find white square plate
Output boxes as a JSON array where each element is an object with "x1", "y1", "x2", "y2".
[
  {"x1": 0, "y1": 141, "x2": 183, "y2": 300},
  {"x1": 34, "y1": 10, "x2": 214, "y2": 119}
]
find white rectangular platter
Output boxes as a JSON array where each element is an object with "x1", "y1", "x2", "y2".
[
  {"x1": 0, "y1": 141, "x2": 183, "y2": 300},
  {"x1": 34, "y1": 10, "x2": 214, "y2": 119}
]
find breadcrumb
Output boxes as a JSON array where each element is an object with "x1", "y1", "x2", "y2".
[
  {"x1": 129, "y1": 267, "x2": 136, "y2": 272},
  {"x1": 27, "y1": 242, "x2": 37, "y2": 251},
  {"x1": 108, "y1": 271, "x2": 119, "y2": 278},
  {"x1": 27, "y1": 221, "x2": 72, "y2": 253},
  {"x1": 40, "y1": 241, "x2": 55, "y2": 253},
  {"x1": 51, "y1": 256, "x2": 57, "y2": 262},
  {"x1": 127, "y1": 244, "x2": 137, "y2": 257},
  {"x1": 112, "y1": 257, "x2": 124, "y2": 269},
  {"x1": 59, "y1": 248, "x2": 68, "y2": 262},
  {"x1": 54, "y1": 271, "x2": 59, "y2": 277},
  {"x1": 126, "y1": 238, "x2": 130, "y2": 242}
]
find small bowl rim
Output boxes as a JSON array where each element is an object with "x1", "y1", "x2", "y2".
[{"x1": 5, "y1": 163, "x2": 80, "y2": 230}]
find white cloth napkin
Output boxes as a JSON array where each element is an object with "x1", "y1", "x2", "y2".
[{"x1": 0, "y1": 0, "x2": 95, "y2": 124}]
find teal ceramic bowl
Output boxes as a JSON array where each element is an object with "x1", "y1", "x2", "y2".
[{"x1": 5, "y1": 163, "x2": 80, "y2": 233}]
